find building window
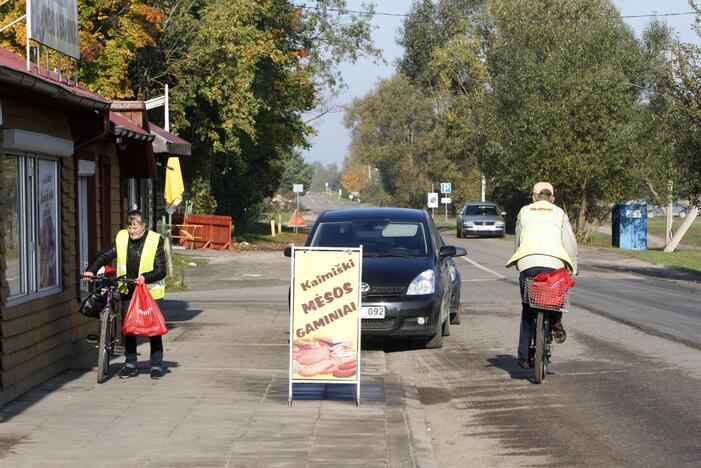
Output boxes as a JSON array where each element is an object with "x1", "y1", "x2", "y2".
[
  {"x1": 3, "y1": 156, "x2": 23, "y2": 296},
  {"x1": 3, "y1": 154, "x2": 60, "y2": 302}
]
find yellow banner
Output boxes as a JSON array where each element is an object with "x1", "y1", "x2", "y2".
[{"x1": 290, "y1": 248, "x2": 361, "y2": 382}]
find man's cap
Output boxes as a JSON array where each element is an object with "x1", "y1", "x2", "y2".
[{"x1": 533, "y1": 181, "x2": 554, "y2": 195}]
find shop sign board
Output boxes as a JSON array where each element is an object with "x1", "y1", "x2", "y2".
[
  {"x1": 28, "y1": 0, "x2": 80, "y2": 58},
  {"x1": 289, "y1": 247, "x2": 362, "y2": 405}
]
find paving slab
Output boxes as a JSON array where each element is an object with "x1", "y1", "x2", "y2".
[{"x1": 0, "y1": 251, "x2": 436, "y2": 468}]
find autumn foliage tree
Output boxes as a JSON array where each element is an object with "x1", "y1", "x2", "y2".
[
  {"x1": 0, "y1": 0, "x2": 164, "y2": 99},
  {"x1": 340, "y1": 168, "x2": 363, "y2": 194}
]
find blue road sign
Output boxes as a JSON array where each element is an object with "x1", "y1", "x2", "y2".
[{"x1": 440, "y1": 182, "x2": 452, "y2": 194}]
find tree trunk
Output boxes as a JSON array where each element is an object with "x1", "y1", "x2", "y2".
[{"x1": 575, "y1": 182, "x2": 588, "y2": 238}]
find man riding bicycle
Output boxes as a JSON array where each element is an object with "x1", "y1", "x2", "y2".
[{"x1": 506, "y1": 182, "x2": 578, "y2": 369}]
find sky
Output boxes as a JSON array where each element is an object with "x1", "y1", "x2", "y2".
[{"x1": 300, "y1": 0, "x2": 701, "y2": 168}]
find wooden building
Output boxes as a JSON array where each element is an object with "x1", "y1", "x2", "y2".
[{"x1": 0, "y1": 47, "x2": 160, "y2": 406}]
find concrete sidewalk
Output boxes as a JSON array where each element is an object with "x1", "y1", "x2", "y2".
[{"x1": 0, "y1": 252, "x2": 436, "y2": 467}]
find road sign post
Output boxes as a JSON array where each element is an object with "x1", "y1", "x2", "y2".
[
  {"x1": 440, "y1": 183, "x2": 452, "y2": 222},
  {"x1": 293, "y1": 184, "x2": 304, "y2": 233}
]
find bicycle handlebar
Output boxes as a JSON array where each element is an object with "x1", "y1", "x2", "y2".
[{"x1": 81, "y1": 275, "x2": 137, "y2": 286}]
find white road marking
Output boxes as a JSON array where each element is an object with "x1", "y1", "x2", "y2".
[
  {"x1": 462, "y1": 278, "x2": 502, "y2": 282},
  {"x1": 460, "y1": 256, "x2": 506, "y2": 279}
]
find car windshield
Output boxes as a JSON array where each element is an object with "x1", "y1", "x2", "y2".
[
  {"x1": 310, "y1": 220, "x2": 429, "y2": 257},
  {"x1": 463, "y1": 205, "x2": 499, "y2": 216}
]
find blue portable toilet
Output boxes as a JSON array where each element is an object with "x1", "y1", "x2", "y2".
[{"x1": 612, "y1": 203, "x2": 647, "y2": 250}]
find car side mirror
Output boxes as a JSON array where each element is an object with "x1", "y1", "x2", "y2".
[
  {"x1": 454, "y1": 247, "x2": 467, "y2": 257},
  {"x1": 283, "y1": 246, "x2": 292, "y2": 257},
  {"x1": 439, "y1": 245, "x2": 457, "y2": 258}
]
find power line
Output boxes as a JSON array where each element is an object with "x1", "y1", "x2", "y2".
[{"x1": 293, "y1": 3, "x2": 698, "y2": 22}]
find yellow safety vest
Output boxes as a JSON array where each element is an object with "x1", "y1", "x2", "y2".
[
  {"x1": 116, "y1": 229, "x2": 165, "y2": 299},
  {"x1": 506, "y1": 200, "x2": 574, "y2": 272}
]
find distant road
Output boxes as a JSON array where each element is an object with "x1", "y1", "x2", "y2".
[{"x1": 300, "y1": 192, "x2": 359, "y2": 223}]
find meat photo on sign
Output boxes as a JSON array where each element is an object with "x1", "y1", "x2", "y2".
[{"x1": 292, "y1": 336, "x2": 357, "y2": 378}]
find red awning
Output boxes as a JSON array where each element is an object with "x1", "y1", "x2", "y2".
[
  {"x1": 110, "y1": 112, "x2": 154, "y2": 142},
  {"x1": 110, "y1": 112, "x2": 156, "y2": 178},
  {"x1": 149, "y1": 123, "x2": 191, "y2": 156}
]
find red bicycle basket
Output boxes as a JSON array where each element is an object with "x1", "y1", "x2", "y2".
[{"x1": 526, "y1": 268, "x2": 575, "y2": 310}]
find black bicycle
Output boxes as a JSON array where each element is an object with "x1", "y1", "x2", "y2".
[
  {"x1": 523, "y1": 277, "x2": 573, "y2": 384},
  {"x1": 83, "y1": 276, "x2": 135, "y2": 383}
]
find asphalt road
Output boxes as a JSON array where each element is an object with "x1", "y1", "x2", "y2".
[
  {"x1": 290, "y1": 197, "x2": 701, "y2": 465},
  {"x1": 385, "y1": 232, "x2": 701, "y2": 466}
]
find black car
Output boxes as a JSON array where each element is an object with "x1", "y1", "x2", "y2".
[{"x1": 295, "y1": 208, "x2": 466, "y2": 348}]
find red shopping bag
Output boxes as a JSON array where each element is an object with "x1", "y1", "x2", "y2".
[
  {"x1": 123, "y1": 284, "x2": 168, "y2": 336},
  {"x1": 530, "y1": 268, "x2": 575, "y2": 309}
]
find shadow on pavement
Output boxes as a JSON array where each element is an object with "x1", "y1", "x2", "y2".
[
  {"x1": 1, "y1": 300, "x2": 199, "y2": 423},
  {"x1": 585, "y1": 263, "x2": 701, "y2": 283},
  {"x1": 487, "y1": 354, "x2": 533, "y2": 381},
  {"x1": 161, "y1": 299, "x2": 204, "y2": 322}
]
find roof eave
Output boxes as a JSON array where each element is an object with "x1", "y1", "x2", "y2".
[{"x1": 0, "y1": 64, "x2": 111, "y2": 111}]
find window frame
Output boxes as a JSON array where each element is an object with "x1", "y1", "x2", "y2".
[{"x1": 4, "y1": 152, "x2": 62, "y2": 306}]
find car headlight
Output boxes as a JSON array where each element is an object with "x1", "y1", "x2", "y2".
[
  {"x1": 495, "y1": 221, "x2": 505, "y2": 227},
  {"x1": 407, "y1": 269, "x2": 435, "y2": 295},
  {"x1": 463, "y1": 221, "x2": 474, "y2": 227}
]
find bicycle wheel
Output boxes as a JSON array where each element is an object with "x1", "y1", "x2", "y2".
[
  {"x1": 534, "y1": 311, "x2": 545, "y2": 384},
  {"x1": 97, "y1": 307, "x2": 113, "y2": 384}
]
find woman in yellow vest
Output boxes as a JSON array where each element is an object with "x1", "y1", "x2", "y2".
[
  {"x1": 84, "y1": 210, "x2": 167, "y2": 379},
  {"x1": 506, "y1": 182, "x2": 578, "y2": 369}
]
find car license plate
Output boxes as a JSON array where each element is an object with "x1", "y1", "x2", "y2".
[
  {"x1": 475, "y1": 225, "x2": 492, "y2": 231},
  {"x1": 361, "y1": 306, "x2": 385, "y2": 319}
]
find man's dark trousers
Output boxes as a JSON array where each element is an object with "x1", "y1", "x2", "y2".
[{"x1": 518, "y1": 266, "x2": 563, "y2": 361}]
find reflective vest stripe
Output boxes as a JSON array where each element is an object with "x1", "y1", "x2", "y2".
[
  {"x1": 116, "y1": 230, "x2": 129, "y2": 277},
  {"x1": 140, "y1": 231, "x2": 165, "y2": 299},
  {"x1": 115, "y1": 229, "x2": 166, "y2": 299}
]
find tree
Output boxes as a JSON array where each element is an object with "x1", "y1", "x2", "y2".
[
  {"x1": 279, "y1": 151, "x2": 313, "y2": 194},
  {"x1": 129, "y1": 0, "x2": 379, "y2": 224},
  {"x1": 310, "y1": 162, "x2": 341, "y2": 191},
  {"x1": 345, "y1": 74, "x2": 478, "y2": 208},
  {"x1": 190, "y1": 176, "x2": 217, "y2": 214},
  {"x1": 0, "y1": 0, "x2": 164, "y2": 99},
  {"x1": 397, "y1": 0, "x2": 652, "y2": 239},
  {"x1": 340, "y1": 168, "x2": 362, "y2": 194}
]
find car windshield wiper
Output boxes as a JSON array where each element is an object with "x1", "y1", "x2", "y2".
[{"x1": 364, "y1": 251, "x2": 416, "y2": 258}]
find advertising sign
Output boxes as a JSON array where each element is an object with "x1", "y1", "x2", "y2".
[
  {"x1": 38, "y1": 160, "x2": 58, "y2": 289},
  {"x1": 289, "y1": 247, "x2": 362, "y2": 404},
  {"x1": 28, "y1": 0, "x2": 80, "y2": 59},
  {"x1": 427, "y1": 192, "x2": 438, "y2": 208}
]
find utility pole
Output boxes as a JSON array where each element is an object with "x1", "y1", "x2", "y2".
[
  {"x1": 665, "y1": 180, "x2": 673, "y2": 246},
  {"x1": 481, "y1": 174, "x2": 486, "y2": 203}
]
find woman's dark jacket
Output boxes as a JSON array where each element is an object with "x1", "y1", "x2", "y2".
[{"x1": 87, "y1": 229, "x2": 166, "y2": 298}]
